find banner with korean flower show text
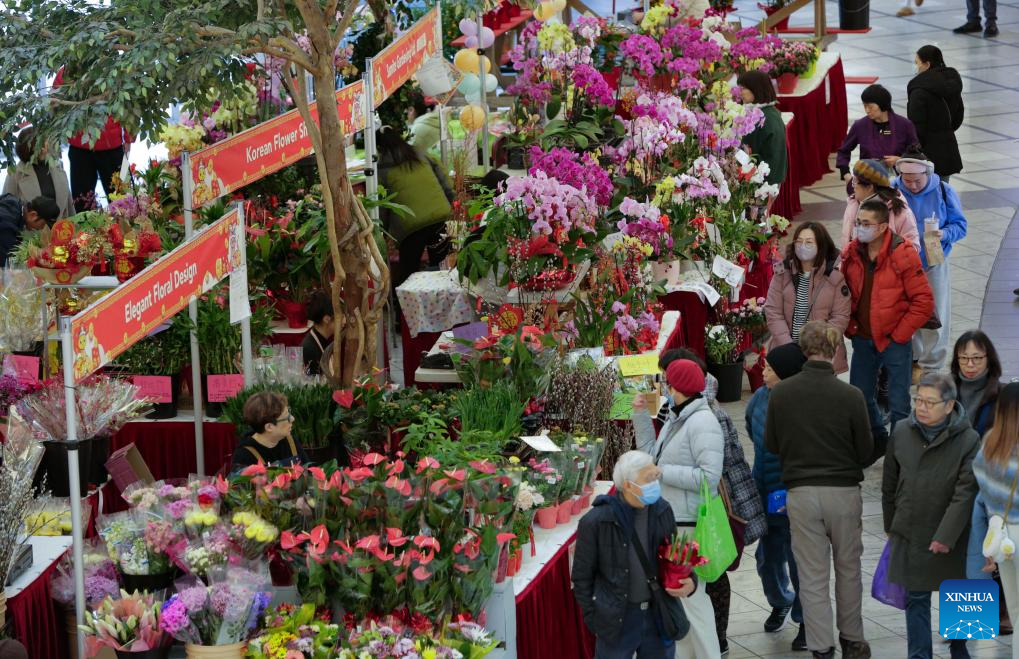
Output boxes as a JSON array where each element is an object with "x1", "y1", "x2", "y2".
[{"x1": 69, "y1": 209, "x2": 243, "y2": 383}]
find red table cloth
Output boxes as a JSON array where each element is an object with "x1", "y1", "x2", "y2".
[
  {"x1": 660, "y1": 290, "x2": 709, "y2": 360},
  {"x1": 515, "y1": 536, "x2": 595, "y2": 659},
  {"x1": 110, "y1": 420, "x2": 239, "y2": 480},
  {"x1": 777, "y1": 55, "x2": 848, "y2": 191},
  {"x1": 8, "y1": 552, "x2": 69, "y2": 659},
  {"x1": 772, "y1": 115, "x2": 802, "y2": 220}
]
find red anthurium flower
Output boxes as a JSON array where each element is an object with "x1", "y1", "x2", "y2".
[
  {"x1": 384, "y1": 475, "x2": 412, "y2": 496},
  {"x1": 472, "y1": 335, "x2": 499, "y2": 350},
  {"x1": 468, "y1": 460, "x2": 497, "y2": 475},
  {"x1": 416, "y1": 456, "x2": 440, "y2": 473},
  {"x1": 214, "y1": 474, "x2": 229, "y2": 495},
  {"x1": 395, "y1": 572, "x2": 407, "y2": 585},
  {"x1": 443, "y1": 469, "x2": 466, "y2": 482},
  {"x1": 356, "y1": 535, "x2": 381, "y2": 551},
  {"x1": 387, "y1": 459, "x2": 405, "y2": 477},
  {"x1": 496, "y1": 532, "x2": 517, "y2": 545},
  {"x1": 333, "y1": 389, "x2": 354, "y2": 408},
  {"x1": 269, "y1": 472, "x2": 292, "y2": 491},
  {"x1": 453, "y1": 564, "x2": 472, "y2": 573},
  {"x1": 413, "y1": 536, "x2": 440, "y2": 552},
  {"x1": 308, "y1": 524, "x2": 329, "y2": 555},
  {"x1": 280, "y1": 530, "x2": 301, "y2": 550},
  {"x1": 412, "y1": 566, "x2": 432, "y2": 581},
  {"x1": 386, "y1": 528, "x2": 409, "y2": 547},
  {"x1": 362, "y1": 452, "x2": 387, "y2": 466},
  {"x1": 346, "y1": 467, "x2": 374, "y2": 482},
  {"x1": 429, "y1": 479, "x2": 449, "y2": 496},
  {"x1": 307, "y1": 466, "x2": 326, "y2": 482},
  {"x1": 240, "y1": 462, "x2": 267, "y2": 477}
]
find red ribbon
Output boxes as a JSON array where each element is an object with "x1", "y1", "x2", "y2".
[{"x1": 529, "y1": 526, "x2": 536, "y2": 557}]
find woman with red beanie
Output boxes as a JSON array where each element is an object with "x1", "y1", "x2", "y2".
[{"x1": 633, "y1": 358, "x2": 725, "y2": 659}]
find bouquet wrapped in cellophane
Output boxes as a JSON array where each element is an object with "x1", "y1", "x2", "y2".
[{"x1": 16, "y1": 374, "x2": 151, "y2": 442}]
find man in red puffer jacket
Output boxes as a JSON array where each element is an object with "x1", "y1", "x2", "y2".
[
  {"x1": 53, "y1": 67, "x2": 131, "y2": 209},
  {"x1": 842, "y1": 198, "x2": 934, "y2": 457}
]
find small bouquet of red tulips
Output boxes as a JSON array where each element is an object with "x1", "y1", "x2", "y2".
[{"x1": 657, "y1": 530, "x2": 709, "y2": 589}]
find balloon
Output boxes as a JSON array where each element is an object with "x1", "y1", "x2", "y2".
[
  {"x1": 460, "y1": 105, "x2": 486, "y2": 131},
  {"x1": 453, "y1": 48, "x2": 479, "y2": 73},
  {"x1": 459, "y1": 19, "x2": 478, "y2": 36},
  {"x1": 541, "y1": 0, "x2": 558, "y2": 16},
  {"x1": 533, "y1": 3, "x2": 549, "y2": 20},
  {"x1": 465, "y1": 35, "x2": 479, "y2": 49},
  {"x1": 464, "y1": 90, "x2": 483, "y2": 105},
  {"x1": 459, "y1": 74, "x2": 481, "y2": 95},
  {"x1": 485, "y1": 73, "x2": 498, "y2": 93},
  {"x1": 479, "y1": 27, "x2": 496, "y2": 49}
]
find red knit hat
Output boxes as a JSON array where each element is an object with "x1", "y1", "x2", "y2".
[{"x1": 665, "y1": 359, "x2": 705, "y2": 397}]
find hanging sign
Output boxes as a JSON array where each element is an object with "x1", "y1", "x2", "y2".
[
  {"x1": 69, "y1": 209, "x2": 244, "y2": 383},
  {"x1": 186, "y1": 81, "x2": 367, "y2": 209},
  {"x1": 372, "y1": 7, "x2": 440, "y2": 107}
]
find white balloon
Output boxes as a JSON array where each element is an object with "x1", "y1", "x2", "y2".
[
  {"x1": 459, "y1": 74, "x2": 481, "y2": 94},
  {"x1": 479, "y1": 26, "x2": 496, "y2": 49},
  {"x1": 485, "y1": 73, "x2": 498, "y2": 93},
  {"x1": 459, "y1": 19, "x2": 478, "y2": 36},
  {"x1": 464, "y1": 90, "x2": 483, "y2": 105},
  {"x1": 465, "y1": 35, "x2": 479, "y2": 49}
]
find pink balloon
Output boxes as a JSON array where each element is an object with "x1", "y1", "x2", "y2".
[
  {"x1": 465, "y1": 35, "x2": 479, "y2": 48},
  {"x1": 479, "y1": 27, "x2": 495, "y2": 49},
  {"x1": 459, "y1": 18, "x2": 478, "y2": 36}
]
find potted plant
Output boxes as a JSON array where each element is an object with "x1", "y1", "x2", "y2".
[
  {"x1": 758, "y1": 0, "x2": 790, "y2": 31},
  {"x1": 80, "y1": 590, "x2": 170, "y2": 659},
  {"x1": 768, "y1": 40, "x2": 817, "y2": 93},
  {"x1": 704, "y1": 322, "x2": 745, "y2": 403},
  {"x1": 114, "y1": 317, "x2": 192, "y2": 420}
]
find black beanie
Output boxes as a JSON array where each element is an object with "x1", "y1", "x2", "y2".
[
  {"x1": 766, "y1": 343, "x2": 807, "y2": 381},
  {"x1": 861, "y1": 84, "x2": 892, "y2": 112}
]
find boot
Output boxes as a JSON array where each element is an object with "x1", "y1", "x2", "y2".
[
  {"x1": 984, "y1": 22, "x2": 999, "y2": 36},
  {"x1": 953, "y1": 20, "x2": 982, "y2": 32},
  {"x1": 840, "y1": 636, "x2": 872, "y2": 659}
]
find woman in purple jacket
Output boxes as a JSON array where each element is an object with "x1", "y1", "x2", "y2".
[{"x1": 836, "y1": 85, "x2": 920, "y2": 181}]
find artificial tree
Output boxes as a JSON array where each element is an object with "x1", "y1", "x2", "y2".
[{"x1": 0, "y1": 0, "x2": 392, "y2": 385}]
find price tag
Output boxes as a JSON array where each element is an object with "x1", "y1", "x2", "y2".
[
  {"x1": 2, "y1": 354, "x2": 40, "y2": 386},
  {"x1": 206, "y1": 374, "x2": 245, "y2": 402},
  {"x1": 132, "y1": 376, "x2": 173, "y2": 404}
]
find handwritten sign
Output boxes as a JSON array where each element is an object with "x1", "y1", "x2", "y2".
[
  {"x1": 206, "y1": 374, "x2": 245, "y2": 403},
  {"x1": 617, "y1": 352, "x2": 660, "y2": 377},
  {"x1": 132, "y1": 376, "x2": 173, "y2": 404},
  {"x1": 69, "y1": 210, "x2": 242, "y2": 383},
  {"x1": 712, "y1": 255, "x2": 746, "y2": 287},
  {"x1": 2, "y1": 354, "x2": 40, "y2": 386}
]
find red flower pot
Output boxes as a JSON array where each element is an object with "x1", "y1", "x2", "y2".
[
  {"x1": 776, "y1": 72, "x2": 798, "y2": 94},
  {"x1": 570, "y1": 496, "x2": 584, "y2": 516},
  {"x1": 536, "y1": 505, "x2": 558, "y2": 529},
  {"x1": 277, "y1": 299, "x2": 309, "y2": 328},
  {"x1": 761, "y1": 4, "x2": 790, "y2": 31},
  {"x1": 659, "y1": 561, "x2": 694, "y2": 590},
  {"x1": 602, "y1": 66, "x2": 623, "y2": 92},
  {"x1": 556, "y1": 500, "x2": 572, "y2": 524}
]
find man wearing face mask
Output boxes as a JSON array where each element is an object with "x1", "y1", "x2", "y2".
[
  {"x1": 573, "y1": 450, "x2": 696, "y2": 659},
  {"x1": 842, "y1": 199, "x2": 934, "y2": 452},
  {"x1": 633, "y1": 359, "x2": 725, "y2": 658}
]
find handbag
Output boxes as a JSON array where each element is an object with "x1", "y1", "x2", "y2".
[
  {"x1": 693, "y1": 477, "x2": 738, "y2": 583},
  {"x1": 630, "y1": 528, "x2": 691, "y2": 641},
  {"x1": 871, "y1": 541, "x2": 908, "y2": 610},
  {"x1": 983, "y1": 468, "x2": 1019, "y2": 562},
  {"x1": 717, "y1": 478, "x2": 747, "y2": 572}
]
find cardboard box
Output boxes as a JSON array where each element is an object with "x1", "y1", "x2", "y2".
[{"x1": 104, "y1": 443, "x2": 155, "y2": 492}]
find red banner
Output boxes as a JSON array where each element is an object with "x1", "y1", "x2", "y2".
[
  {"x1": 186, "y1": 81, "x2": 367, "y2": 209},
  {"x1": 372, "y1": 7, "x2": 439, "y2": 108},
  {"x1": 69, "y1": 210, "x2": 243, "y2": 383}
]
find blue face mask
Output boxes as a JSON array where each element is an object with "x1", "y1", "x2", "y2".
[
  {"x1": 632, "y1": 479, "x2": 662, "y2": 506},
  {"x1": 664, "y1": 392, "x2": 675, "y2": 407}
]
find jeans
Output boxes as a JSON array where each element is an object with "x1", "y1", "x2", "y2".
[
  {"x1": 912, "y1": 262, "x2": 951, "y2": 371},
  {"x1": 906, "y1": 591, "x2": 970, "y2": 659},
  {"x1": 756, "y1": 514, "x2": 803, "y2": 624},
  {"x1": 595, "y1": 604, "x2": 675, "y2": 659},
  {"x1": 850, "y1": 337, "x2": 913, "y2": 440},
  {"x1": 966, "y1": 0, "x2": 997, "y2": 23}
]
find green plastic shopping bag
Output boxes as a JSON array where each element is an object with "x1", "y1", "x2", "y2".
[{"x1": 693, "y1": 477, "x2": 737, "y2": 583}]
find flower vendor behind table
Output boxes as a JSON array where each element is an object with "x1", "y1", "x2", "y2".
[
  {"x1": 113, "y1": 315, "x2": 192, "y2": 420},
  {"x1": 80, "y1": 590, "x2": 170, "y2": 659},
  {"x1": 221, "y1": 382, "x2": 340, "y2": 464},
  {"x1": 18, "y1": 375, "x2": 151, "y2": 496},
  {"x1": 767, "y1": 40, "x2": 818, "y2": 93},
  {"x1": 159, "y1": 566, "x2": 272, "y2": 658}
]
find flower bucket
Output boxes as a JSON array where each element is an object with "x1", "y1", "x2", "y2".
[
  {"x1": 185, "y1": 643, "x2": 246, "y2": 659},
  {"x1": 415, "y1": 54, "x2": 454, "y2": 97},
  {"x1": 35, "y1": 438, "x2": 93, "y2": 497},
  {"x1": 556, "y1": 501, "x2": 572, "y2": 524},
  {"x1": 276, "y1": 299, "x2": 308, "y2": 328},
  {"x1": 800, "y1": 59, "x2": 817, "y2": 79},
  {"x1": 570, "y1": 495, "x2": 584, "y2": 516},
  {"x1": 776, "y1": 72, "x2": 798, "y2": 94},
  {"x1": 121, "y1": 571, "x2": 175, "y2": 595},
  {"x1": 659, "y1": 561, "x2": 694, "y2": 590},
  {"x1": 116, "y1": 647, "x2": 170, "y2": 659},
  {"x1": 708, "y1": 360, "x2": 745, "y2": 403},
  {"x1": 535, "y1": 505, "x2": 558, "y2": 529}
]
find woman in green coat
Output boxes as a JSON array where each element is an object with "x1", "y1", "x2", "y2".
[
  {"x1": 376, "y1": 127, "x2": 454, "y2": 288},
  {"x1": 737, "y1": 70, "x2": 788, "y2": 188},
  {"x1": 882, "y1": 372, "x2": 980, "y2": 659}
]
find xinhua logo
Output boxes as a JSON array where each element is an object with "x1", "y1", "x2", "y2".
[{"x1": 939, "y1": 579, "x2": 1000, "y2": 640}]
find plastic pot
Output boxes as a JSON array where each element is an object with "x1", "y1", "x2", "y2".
[
  {"x1": 556, "y1": 501, "x2": 572, "y2": 524},
  {"x1": 36, "y1": 438, "x2": 93, "y2": 497},
  {"x1": 707, "y1": 360, "x2": 745, "y2": 403},
  {"x1": 535, "y1": 505, "x2": 558, "y2": 529}
]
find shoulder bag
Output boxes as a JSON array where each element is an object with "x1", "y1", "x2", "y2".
[{"x1": 630, "y1": 527, "x2": 691, "y2": 641}]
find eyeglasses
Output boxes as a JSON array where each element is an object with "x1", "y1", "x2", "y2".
[
  {"x1": 275, "y1": 413, "x2": 294, "y2": 424},
  {"x1": 957, "y1": 354, "x2": 987, "y2": 365},
  {"x1": 912, "y1": 396, "x2": 948, "y2": 409},
  {"x1": 854, "y1": 220, "x2": 879, "y2": 228}
]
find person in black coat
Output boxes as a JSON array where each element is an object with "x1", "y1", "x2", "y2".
[
  {"x1": 0, "y1": 193, "x2": 59, "y2": 267},
  {"x1": 907, "y1": 45, "x2": 964, "y2": 180},
  {"x1": 572, "y1": 450, "x2": 696, "y2": 659}
]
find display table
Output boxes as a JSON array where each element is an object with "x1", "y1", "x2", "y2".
[
  {"x1": 514, "y1": 481, "x2": 611, "y2": 659},
  {"x1": 7, "y1": 535, "x2": 73, "y2": 659},
  {"x1": 772, "y1": 112, "x2": 802, "y2": 220},
  {"x1": 110, "y1": 415, "x2": 238, "y2": 480},
  {"x1": 396, "y1": 270, "x2": 474, "y2": 387},
  {"x1": 777, "y1": 52, "x2": 849, "y2": 192},
  {"x1": 269, "y1": 319, "x2": 310, "y2": 348}
]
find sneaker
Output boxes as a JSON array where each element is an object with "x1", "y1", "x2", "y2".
[
  {"x1": 985, "y1": 22, "x2": 999, "y2": 36},
  {"x1": 812, "y1": 649, "x2": 835, "y2": 659},
  {"x1": 792, "y1": 625, "x2": 808, "y2": 651},
  {"x1": 953, "y1": 20, "x2": 982, "y2": 32},
  {"x1": 840, "y1": 636, "x2": 872, "y2": 659},
  {"x1": 897, "y1": 6, "x2": 915, "y2": 15},
  {"x1": 720, "y1": 638, "x2": 729, "y2": 656},
  {"x1": 764, "y1": 605, "x2": 792, "y2": 633}
]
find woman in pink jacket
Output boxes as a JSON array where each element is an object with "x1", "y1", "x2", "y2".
[
  {"x1": 765, "y1": 222, "x2": 852, "y2": 373},
  {"x1": 840, "y1": 159, "x2": 920, "y2": 252}
]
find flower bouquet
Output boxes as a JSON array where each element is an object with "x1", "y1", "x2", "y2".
[
  {"x1": 51, "y1": 540, "x2": 120, "y2": 609},
  {"x1": 657, "y1": 530, "x2": 709, "y2": 589},
  {"x1": 230, "y1": 511, "x2": 279, "y2": 560},
  {"x1": 339, "y1": 625, "x2": 463, "y2": 659},
  {"x1": 510, "y1": 480, "x2": 544, "y2": 564},
  {"x1": 79, "y1": 590, "x2": 169, "y2": 657},
  {"x1": 0, "y1": 268, "x2": 45, "y2": 354},
  {"x1": 107, "y1": 217, "x2": 163, "y2": 282},
  {"x1": 24, "y1": 217, "x2": 110, "y2": 284},
  {"x1": 444, "y1": 621, "x2": 500, "y2": 659},
  {"x1": 159, "y1": 566, "x2": 272, "y2": 650},
  {"x1": 245, "y1": 603, "x2": 340, "y2": 659},
  {"x1": 97, "y1": 510, "x2": 177, "y2": 583}
]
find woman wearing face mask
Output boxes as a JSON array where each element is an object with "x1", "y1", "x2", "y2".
[
  {"x1": 839, "y1": 159, "x2": 920, "y2": 253},
  {"x1": 633, "y1": 359, "x2": 725, "y2": 659},
  {"x1": 907, "y1": 45, "x2": 964, "y2": 181},
  {"x1": 836, "y1": 85, "x2": 919, "y2": 182},
  {"x1": 765, "y1": 222, "x2": 852, "y2": 373}
]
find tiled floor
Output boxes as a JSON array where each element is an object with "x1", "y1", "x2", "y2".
[{"x1": 711, "y1": 0, "x2": 1019, "y2": 656}]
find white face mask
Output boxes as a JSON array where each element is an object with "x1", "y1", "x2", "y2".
[{"x1": 794, "y1": 243, "x2": 818, "y2": 262}]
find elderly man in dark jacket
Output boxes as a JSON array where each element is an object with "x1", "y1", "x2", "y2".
[
  {"x1": 882, "y1": 372, "x2": 979, "y2": 659},
  {"x1": 572, "y1": 450, "x2": 695, "y2": 658}
]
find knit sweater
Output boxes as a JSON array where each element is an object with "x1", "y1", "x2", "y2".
[
  {"x1": 973, "y1": 449, "x2": 1019, "y2": 519},
  {"x1": 765, "y1": 360, "x2": 873, "y2": 488}
]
